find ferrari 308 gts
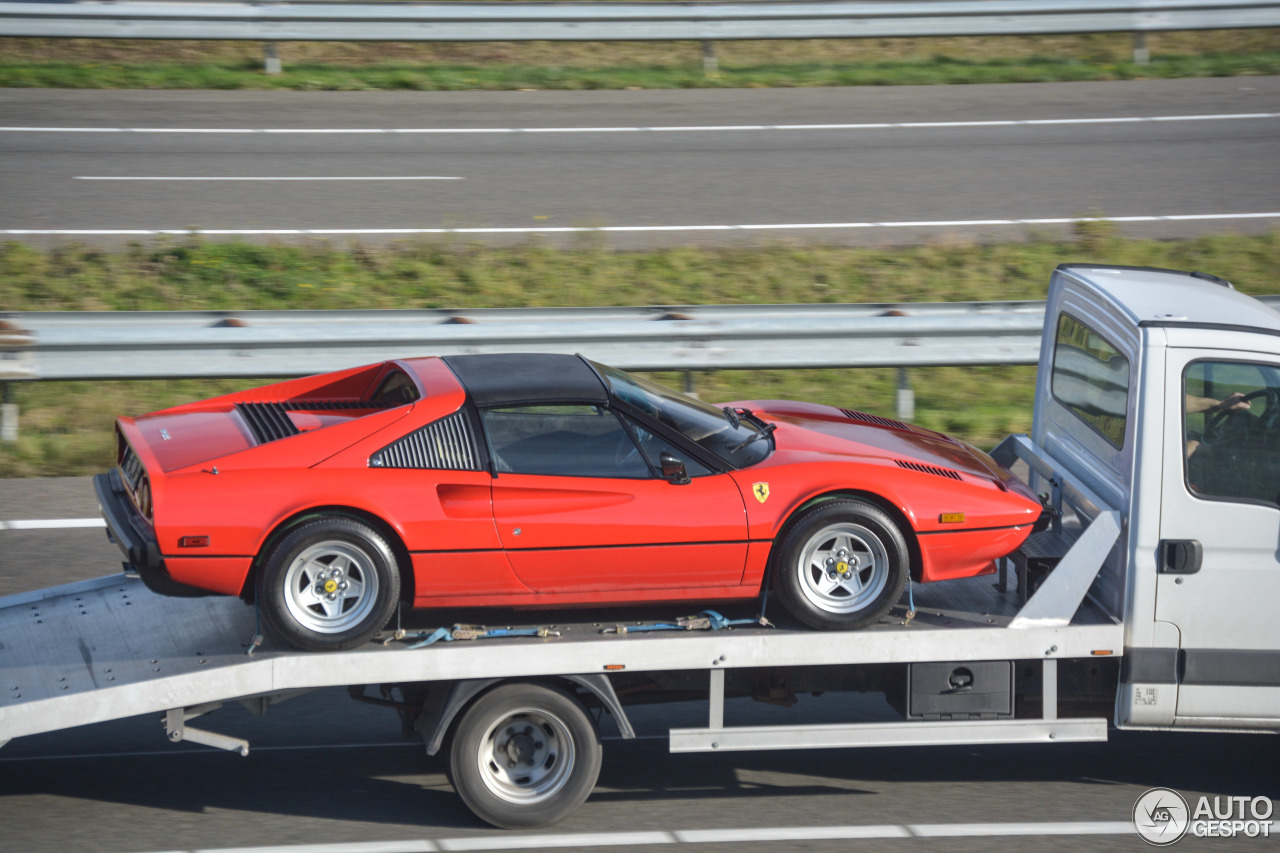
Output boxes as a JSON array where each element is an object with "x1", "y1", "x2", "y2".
[{"x1": 95, "y1": 353, "x2": 1044, "y2": 651}]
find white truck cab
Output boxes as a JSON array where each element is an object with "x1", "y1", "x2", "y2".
[{"x1": 1035, "y1": 264, "x2": 1280, "y2": 730}]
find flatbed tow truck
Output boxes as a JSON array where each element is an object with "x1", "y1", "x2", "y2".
[{"x1": 3, "y1": 265, "x2": 1278, "y2": 828}]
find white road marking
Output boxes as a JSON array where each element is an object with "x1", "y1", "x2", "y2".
[
  {"x1": 438, "y1": 833, "x2": 673, "y2": 851},
  {"x1": 74, "y1": 176, "x2": 463, "y2": 181},
  {"x1": 908, "y1": 821, "x2": 1135, "y2": 836},
  {"x1": 1, "y1": 112, "x2": 1276, "y2": 135},
  {"x1": 0, "y1": 518, "x2": 105, "y2": 531},
  {"x1": 195, "y1": 844, "x2": 438, "y2": 853},
  {"x1": 134, "y1": 821, "x2": 1143, "y2": 853},
  {"x1": 674, "y1": 825, "x2": 911, "y2": 841},
  {"x1": 4, "y1": 212, "x2": 1278, "y2": 239}
]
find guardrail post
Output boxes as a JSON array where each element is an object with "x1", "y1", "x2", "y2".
[
  {"x1": 0, "y1": 320, "x2": 34, "y2": 441},
  {"x1": 896, "y1": 367, "x2": 914, "y2": 422},
  {"x1": 701, "y1": 41, "x2": 718, "y2": 77},
  {"x1": 264, "y1": 42, "x2": 282, "y2": 75},
  {"x1": 1, "y1": 382, "x2": 15, "y2": 442},
  {"x1": 1132, "y1": 32, "x2": 1149, "y2": 64}
]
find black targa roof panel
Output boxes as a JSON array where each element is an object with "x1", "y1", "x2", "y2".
[{"x1": 442, "y1": 353, "x2": 609, "y2": 407}]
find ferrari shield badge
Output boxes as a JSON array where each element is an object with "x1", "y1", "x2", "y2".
[{"x1": 752, "y1": 482, "x2": 770, "y2": 503}]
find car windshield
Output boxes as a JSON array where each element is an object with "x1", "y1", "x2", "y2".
[{"x1": 592, "y1": 362, "x2": 773, "y2": 468}]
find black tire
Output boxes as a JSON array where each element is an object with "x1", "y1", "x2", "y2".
[
  {"x1": 449, "y1": 683, "x2": 602, "y2": 829},
  {"x1": 773, "y1": 498, "x2": 908, "y2": 630},
  {"x1": 257, "y1": 517, "x2": 401, "y2": 651}
]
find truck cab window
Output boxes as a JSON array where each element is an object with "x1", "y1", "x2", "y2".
[
  {"x1": 1050, "y1": 313, "x2": 1130, "y2": 448},
  {"x1": 1185, "y1": 360, "x2": 1280, "y2": 506}
]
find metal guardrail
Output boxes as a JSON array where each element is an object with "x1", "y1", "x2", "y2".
[
  {"x1": 5, "y1": 296, "x2": 1280, "y2": 439},
  {"x1": 6, "y1": 295, "x2": 1280, "y2": 381},
  {"x1": 3, "y1": 0, "x2": 1278, "y2": 44},
  {"x1": 7, "y1": 301, "x2": 1057, "y2": 381}
]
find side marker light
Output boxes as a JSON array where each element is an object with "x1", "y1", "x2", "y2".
[{"x1": 179, "y1": 535, "x2": 210, "y2": 548}]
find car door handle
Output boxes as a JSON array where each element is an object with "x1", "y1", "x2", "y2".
[{"x1": 1158, "y1": 539, "x2": 1202, "y2": 574}]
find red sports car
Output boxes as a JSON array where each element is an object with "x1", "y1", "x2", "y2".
[{"x1": 96, "y1": 354, "x2": 1043, "y2": 651}]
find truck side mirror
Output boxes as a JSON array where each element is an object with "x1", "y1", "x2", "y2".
[{"x1": 660, "y1": 452, "x2": 691, "y2": 485}]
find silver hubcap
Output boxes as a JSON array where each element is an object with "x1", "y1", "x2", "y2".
[
  {"x1": 796, "y1": 521, "x2": 889, "y2": 614},
  {"x1": 282, "y1": 541, "x2": 378, "y2": 634},
  {"x1": 478, "y1": 708, "x2": 575, "y2": 805}
]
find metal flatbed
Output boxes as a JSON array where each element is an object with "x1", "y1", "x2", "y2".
[{"x1": 1, "y1": 554, "x2": 1122, "y2": 753}]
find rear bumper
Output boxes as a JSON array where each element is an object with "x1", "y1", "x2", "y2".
[{"x1": 94, "y1": 470, "x2": 212, "y2": 598}]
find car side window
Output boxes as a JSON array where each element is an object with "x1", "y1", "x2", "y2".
[
  {"x1": 1184, "y1": 360, "x2": 1280, "y2": 506},
  {"x1": 481, "y1": 404, "x2": 650, "y2": 479},
  {"x1": 622, "y1": 418, "x2": 714, "y2": 478}
]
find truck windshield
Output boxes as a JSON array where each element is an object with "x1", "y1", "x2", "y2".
[{"x1": 592, "y1": 362, "x2": 773, "y2": 468}]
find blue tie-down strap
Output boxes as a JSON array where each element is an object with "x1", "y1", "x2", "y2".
[
  {"x1": 401, "y1": 624, "x2": 562, "y2": 650},
  {"x1": 599, "y1": 610, "x2": 773, "y2": 635}
]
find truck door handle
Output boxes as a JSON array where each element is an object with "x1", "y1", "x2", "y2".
[{"x1": 1158, "y1": 539, "x2": 1202, "y2": 574}]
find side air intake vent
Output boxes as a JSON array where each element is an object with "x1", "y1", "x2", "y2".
[
  {"x1": 841, "y1": 408, "x2": 911, "y2": 431},
  {"x1": 370, "y1": 412, "x2": 480, "y2": 471},
  {"x1": 236, "y1": 402, "x2": 300, "y2": 444},
  {"x1": 894, "y1": 459, "x2": 963, "y2": 481}
]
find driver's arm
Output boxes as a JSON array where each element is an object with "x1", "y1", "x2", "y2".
[{"x1": 1187, "y1": 392, "x2": 1250, "y2": 414}]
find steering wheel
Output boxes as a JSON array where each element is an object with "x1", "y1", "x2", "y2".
[{"x1": 1203, "y1": 389, "x2": 1277, "y2": 445}]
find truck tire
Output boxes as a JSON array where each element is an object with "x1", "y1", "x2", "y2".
[
  {"x1": 774, "y1": 499, "x2": 908, "y2": 630},
  {"x1": 449, "y1": 683, "x2": 602, "y2": 829},
  {"x1": 257, "y1": 517, "x2": 400, "y2": 651}
]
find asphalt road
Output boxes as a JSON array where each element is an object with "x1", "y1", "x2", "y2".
[
  {"x1": 2, "y1": 478, "x2": 1278, "y2": 852},
  {"x1": 2, "y1": 78, "x2": 1279, "y2": 247}
]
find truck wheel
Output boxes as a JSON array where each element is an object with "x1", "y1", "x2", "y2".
[
  {"x1": 258, "y1": 517, "x2": 400, "y2": 652},
  {"x1": 449, "y1": 683, "x2": 602, "y2": 829},
  {"x1": 774, "y1": 499, "x2": 908, "y2": 630}
]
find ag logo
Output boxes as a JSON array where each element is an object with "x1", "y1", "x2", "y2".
[
  {"x1": 1133, "y1": 787, "x2": 1190, "y2": 846},
  {"x1": 752, "y1": 482, "x2": 770, "y2": 503}
]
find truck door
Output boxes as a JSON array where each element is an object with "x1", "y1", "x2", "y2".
[{"x1": 1157, "y1": 351, "x2": 1280, "y2": 724}]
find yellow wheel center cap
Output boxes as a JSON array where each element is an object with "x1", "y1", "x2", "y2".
[
  {"x1": 836, "y1": 561, "x2": 850, "y2": 575},
  {"x1": 324, "y1": 579, "x2": 339, "y2": 594}
]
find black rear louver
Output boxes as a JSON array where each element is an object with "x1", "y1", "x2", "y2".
[
  {"x1": 894, "y1": 459, "x2": 963, "y2": 481},
  {"x1": 841, "y1": 408, "x2": 911, "y2": 432},
  {"x1": 236, "y1": 402, "x2": 300, "y2": 444},
  {"x1": 236, "y1": 399, "x2": 399, "y2": 445},
  {"x1": 369, "y1": 412, "x2": 481, "y2": 471}
]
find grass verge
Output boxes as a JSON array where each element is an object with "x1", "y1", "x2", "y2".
[{"x1": 3, "y1": 226, "x2": 1279, "y2": 477}]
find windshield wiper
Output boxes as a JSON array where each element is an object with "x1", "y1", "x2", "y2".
[
  {"x1": 731, "y1": 421, "x2": 777, "y2": 452},
  {"x1": 722, "y1": 406, "x2": 741, "y2": 429}
]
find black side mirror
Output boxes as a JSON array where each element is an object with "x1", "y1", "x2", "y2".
[{"x1": 659, "y1": 452, "x2": 691, "y2": 485}]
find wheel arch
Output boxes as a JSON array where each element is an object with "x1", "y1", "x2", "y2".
[
  {"x1": 240, "y1": 505, "x2": 414, "y2": 602},
  {"x1": 770, "y1": 489, "x2": 924, "y2": 584},
  {"x1": 424, "y1": 674, "x2": 631, "y2": 757}
]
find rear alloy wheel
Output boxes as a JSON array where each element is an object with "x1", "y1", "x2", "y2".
[
  {"x1": 258, "y1": 517, "x2": 400, "y2": 651},
  {"x1": 450, "y1": 683, "x2": 602, "y2": 829},
  {"x1": 774, "y1": 499, "x2": 908, "y2": 630}
]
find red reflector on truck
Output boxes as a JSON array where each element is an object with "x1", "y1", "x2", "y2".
[{"x1": 179, "y1": 536, "x2": 210, "y2": 548}]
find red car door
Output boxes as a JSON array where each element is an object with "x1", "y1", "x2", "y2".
[{"x1": 483, "y1": 404, "x2": 749, "y2": 595}]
